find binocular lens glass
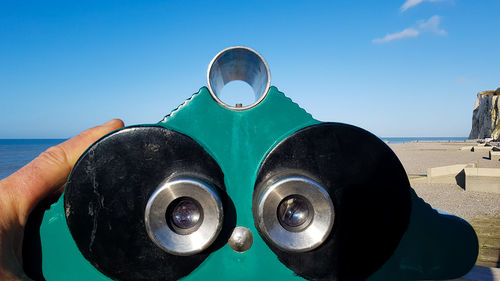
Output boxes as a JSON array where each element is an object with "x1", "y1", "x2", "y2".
[
  {"x1": 170, "y1": 198, "x2": 202, "y2": 230},
  {"x1": 278, "y1": 195, "x2": 312, "y2": 230}
]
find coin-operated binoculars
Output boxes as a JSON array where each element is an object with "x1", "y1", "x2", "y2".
[{"x1": 27, "y1": 47, "x2": 478, "y2": 281}]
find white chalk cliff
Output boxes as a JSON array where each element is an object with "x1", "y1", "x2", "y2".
[{"x1": 469, "y1": 88, "x2": 500, "y2": 140}]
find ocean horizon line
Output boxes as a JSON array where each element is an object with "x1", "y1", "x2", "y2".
[
  {"x1": 0, "y1": 137, "x2": 470, "y2": 146},
  {"x1": 380, "y1": 137, "x2": 469, "y2": 144}
]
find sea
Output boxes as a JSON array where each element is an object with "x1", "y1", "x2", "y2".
[
  {"x1": 0, "y1": 139, "x2": 66, "y2": 180},
  {"x1": 0, "y1": 137, "x2": 467, "y2": 180}
]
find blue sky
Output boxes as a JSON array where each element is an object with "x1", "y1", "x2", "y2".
[{"x1": 1, "y1": 0, "x2": 499, "y2": 138}]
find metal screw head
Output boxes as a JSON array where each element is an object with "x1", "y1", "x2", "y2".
[{"x1": 228, "y1": 226, "x2": 253, "y2": 253}]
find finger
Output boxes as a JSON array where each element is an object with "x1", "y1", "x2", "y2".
[{"x1": 1, "y1": 119, "x2": 124, "y2": 224}]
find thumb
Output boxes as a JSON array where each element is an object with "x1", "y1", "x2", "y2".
[{"x1": 0, "y1": 119, "x2": 124, "y2": 224}]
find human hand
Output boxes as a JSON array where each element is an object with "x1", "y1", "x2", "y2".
[{"x1": 0, "y1": 119, "x2": 124, "y2": 281}]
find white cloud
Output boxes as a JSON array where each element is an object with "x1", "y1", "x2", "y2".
[
  {"x1": 372, "y1": 15, "x2": 446, "y2": 43},
  {"x1": 372, "y1": 28, "x2": 419, "y2": 43},
  {"x1": 401, "y1": 0, "x2": 445, "y2": 12},
  {"x1": 417, "y1": 15, "x2": 447, "y2": 35}
]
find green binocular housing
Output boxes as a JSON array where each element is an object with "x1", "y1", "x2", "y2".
[{"x1": 26, "y1": 47, "x2": 478, "y2": 281}]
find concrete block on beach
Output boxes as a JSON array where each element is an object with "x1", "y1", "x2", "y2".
[
  {"x1": 464, "y1": 168, "x2": 500, "y2": 194},
  {"x1": 461, "y1": 146, "x2": 474, "y2": 151},
  {"x1": 489, "y1": 151, "x2": 500, "y2": 161},
  {"x1": 427, "y1": 163, "x2": 476, "y2": 184},
  {"x1": 472, "y1": 146, "x2": 494, "y2": 152}
]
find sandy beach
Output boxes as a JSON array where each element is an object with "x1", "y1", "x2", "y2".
[
  {"x1": 389, "y1": 141, "x2": 500, "y2": 220},
  {"x1": 389, "y1": 141, "x2": 500, "y2": 272}
]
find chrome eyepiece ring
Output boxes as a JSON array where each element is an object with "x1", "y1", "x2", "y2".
[
  {"x1": 207, "y1": 46, "x2": 271, "y2": 111},
  {"x1": 145, "y1": 178, "x2": 223, "y2": 256},
  {"x1": 254, "y1": 176, "x2": 335, "y2": 252}
]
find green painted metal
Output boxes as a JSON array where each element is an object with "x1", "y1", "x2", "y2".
[
  {"x1": 368, "y1": 189, "x2": 478, "y2": 281},
  {"x1": 160, "y1": 86, "x2": 321, "y2": 280},
  {"x1": 40, "y1": 86, "x2": 478, "y2": 280},
  {"x1": 40, "y1": 86, "x2": 319, "y2": 280}
]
